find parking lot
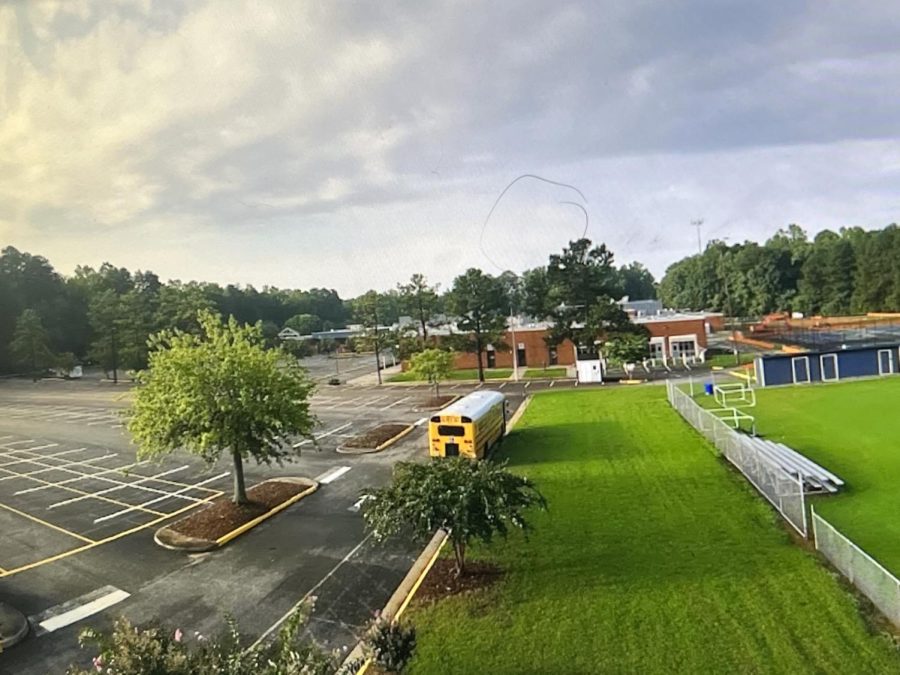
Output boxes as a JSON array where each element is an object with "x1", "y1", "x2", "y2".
[{"x1": 0, "y1": 375, "x2": 533, "y2": 674}]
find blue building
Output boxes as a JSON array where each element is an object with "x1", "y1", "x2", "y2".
[{"x1": 755, "y1": 344, "x2": 900, "y2": 387}]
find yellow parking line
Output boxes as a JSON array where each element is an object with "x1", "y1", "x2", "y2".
[
  {"x1": 0, "y1": 492, "x2": 222, "y2": 578},
  {"x1": 0, "y1": 466, "x2": 167, "y2": 517},
  {"x1": 0, "y1": 501, "x2": 95, "y2": 543}
]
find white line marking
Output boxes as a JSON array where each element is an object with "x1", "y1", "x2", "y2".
[
  {"x1": 293, "y1": 422, "x2": 353, "y2": 448},
  {"x1": 348, "y1": 495, "x2": 371, "y2": 513},
  {"x1": 315, "y1": 465, "x2": 351, "y2": 484},
  {"x1": 499, "y1": 382, "x2": 507, "y2": 389},
  {"x1": 550, "y1": 380, "x2": 556, "y2": 387},
  {"x1": 48, "y1": 465, "x2": 190, "y2": 509},
  {"x1": 250, "y1": 534, "x2": 372, "y2": 648},
  {"x1": 32, "y1": 587, "x2": 130, "y2": 635},
  {"x1": 94, "y1": 471, "x2": 229, "y2": 523},
  {"x1": 0, "y1": 446, "x2": 89, "y2": 469},
  {"x1": 414, "y1": 417, "x2": 428, "y2": 427},
  {"x1": 381, "y1": 395, "x2": 411, "y2": 410},
  {"x1": 11, "y1": 453, "x2": 117, "y2": 490},
  {"x1": 524, "y1": 382, "x2": 531, "y2": 389}
]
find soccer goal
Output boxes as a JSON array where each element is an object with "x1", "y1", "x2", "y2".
[{"x1": 713, "y1": 382, "x2": 756, "y2": 408}]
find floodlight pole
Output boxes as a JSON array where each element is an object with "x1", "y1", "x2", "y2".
[{"x1": 510, "y1": 314, "x2": 519, "y2": 382}]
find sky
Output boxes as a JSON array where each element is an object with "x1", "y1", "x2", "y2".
[{"x1": 3, "y1": 1, "x2": 900, "y2": 296}]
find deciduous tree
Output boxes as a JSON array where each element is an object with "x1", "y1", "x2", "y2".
[
  {"x1": 447, "y1": 269, "x2": 508, "y2": 382},
  {"x1": 127, "y1": 311, "x2": 316, "y2": 504},
  {"x1": 362, "y1": 459, "x2": 546, "y2": 577},
  {"x1": 407, "y1": 348, "x2": 454, "y2": 397}
]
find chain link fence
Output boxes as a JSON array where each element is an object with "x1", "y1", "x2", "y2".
[
  {"x1": 812, "y1": 507, "x2": 900, "y2": 626},
  {"x1": 666, "y1": 380, "x2": 807, "y2": 537}
]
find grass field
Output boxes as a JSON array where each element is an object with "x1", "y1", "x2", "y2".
[
  {"x1": 751, "y1": 377, "x2": 900, "y2": 577},
  {"x1": 523, "y1": 367, "x2": 569, "y2": 379},
  {"x1": 389, "y1": 368, "x2": 512, "y2": 382},
  {"x1": 408, "y1": 387, "x2": 900, "y2": 674}
]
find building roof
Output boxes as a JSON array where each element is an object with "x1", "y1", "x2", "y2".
[
  {"x1": 437, "y1": 390, "x2": 505, "y2": 421},
  {"x1": 631, "y1": 312, "x2": 710, "y2": 325}
]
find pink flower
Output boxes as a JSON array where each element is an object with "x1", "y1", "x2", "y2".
[
  {"x1": 174, "y1": 628, "x2": 183, "y2": 642},
  {"x1": 93, "y1": 655, "x2": 104, "y2": 672}
]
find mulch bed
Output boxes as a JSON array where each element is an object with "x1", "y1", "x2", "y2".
[
  {"x1": 342, "y1": 423, "x2": 409, "y2": 449},
  {"x1": 415, "y1": 559, "x2": 504, "y2": 603},
  {"x1": 417, "y1": 395, "x2": 457, "y2": 411},
  {"x1": 169, "y1": 480, "x2": 306, "y2": 542}
]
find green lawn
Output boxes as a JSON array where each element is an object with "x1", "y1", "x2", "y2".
[
  {"x1": 522, "y1": 367, "x2": 569, "y2": 379},
  {"x1": 409, "y1": 387, "x2": 900, "y2": 674},
  {"x1": 389, "y1": 368, "x2": 512, "y2": 382},
  {"x1": 752, "y1": 377, "x2": 900, "y2": 577}
]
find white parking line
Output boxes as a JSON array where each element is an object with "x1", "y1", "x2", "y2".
[
  {"x1": 381, "y1": 395, "x2": 411, "y2": 410},
  {"x1": 361, "y1": 395, "x2": 389, "y2": 407},
  {"x1": 95, "y1": 471, "x2": 229, "y2": 523},
  {"x1": 499, "y1": 382, "x2": 508, "y2": 389},
  {"x1": 348, "y1": 495, "x2": 371, "y2": 513},
  {"x1": 48, "y1": 465, "x2": 191, "y2": 509},
  {"x1": 30, "y1": 586, "x2": 130, "y2": 636},
  {"x1": 9, "y1": 453, "x2": 116, "y2": 489},
  {"x1": 250, "y1": 533, "x2": 372, "y2": 648},
  {"x1": 13, "y1": 457, "x2": 145, "y2": 494},
  {"x1": 315, "y1": 465, "x2": 351, "y2": 484},
  {"x1": 550, "y1": 380, "x2": 556, "y2": 387},
  {"x1": 292, "y1": 422, "x2": 353, "y2": 448},
  {"x1": 524, "y1": 382, "x2": 531, "y2": 389},
  {"x1": 414, "y1": 417, "x2": 428, "y2": 426},
  {"x1": 0, "y1": 446, "x2": 88, "y2": 469}
]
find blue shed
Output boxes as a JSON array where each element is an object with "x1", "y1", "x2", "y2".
[{"x1": 755, "y1": 344, "x2": 900, "y2": 387}]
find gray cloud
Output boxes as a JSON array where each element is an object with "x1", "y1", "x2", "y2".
[{"x1": 3, "y1": 1, "x2": 900, "y2": 295}]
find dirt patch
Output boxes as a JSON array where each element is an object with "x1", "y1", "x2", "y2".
[
  {"x1": 342, "y1": 423, "x2": 410, "y2": 450},
  {"x1": 415, "y1": 558, "x2": 503, "y2": 604},
  {"x1": 168, "y1": 480, "x2": 308, "y2": 542},
  {"x1": 416, "y1": 395, "x2": 458, "y2": 411}
]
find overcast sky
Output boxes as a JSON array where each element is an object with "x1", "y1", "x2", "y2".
[{"x1": 4, "y1": 1, "x2": 900, "y2": 296}]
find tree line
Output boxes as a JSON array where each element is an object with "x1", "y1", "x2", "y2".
[
  {"x1": 0, "y1": 241, "x2": 656, "y2": 379},
  {"x1": 658, "y1": 223, "x2": 900, "y2": 318}
]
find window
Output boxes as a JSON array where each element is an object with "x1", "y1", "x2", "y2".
[
  {"x1": 649, "y1": 340, "x2": 664, "y2": 359},
  {"x1": 438, "y1": 425, "x2": 465, "y2": 437},
  {"x1": 670, "y1": 337, "x2": 696, "y2": 359}
]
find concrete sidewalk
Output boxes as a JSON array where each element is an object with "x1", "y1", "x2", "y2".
[{"x1": 346, "y1": 364, "x2": 402, "y2": 386}]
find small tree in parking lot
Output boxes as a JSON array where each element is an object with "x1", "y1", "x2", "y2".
[
  {"x1": 127, "y1": 310, "x2": 317, "y2": 505},
  {"x1": 362, "y1": 459, "x2": 547, "y2": 577},
  {"x1": 407, "y1": 348, "x2": 454, "y2": 398}
]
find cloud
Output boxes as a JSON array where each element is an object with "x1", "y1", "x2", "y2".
[{"x1": 2, "y1": 1, "x2": 900, "y2": 295}]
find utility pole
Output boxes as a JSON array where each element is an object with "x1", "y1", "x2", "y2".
[{"x1": 691, "y1": 219, "x2": 704, "y2": 255}]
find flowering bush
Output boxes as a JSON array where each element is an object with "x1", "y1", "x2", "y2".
[{"x1": 66, "y1": 607, "x2": 338, "y2": 675}]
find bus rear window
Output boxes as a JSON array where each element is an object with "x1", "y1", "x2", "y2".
[{"x1": 437, "y1": 425, "x2": 465, "y2": 437}]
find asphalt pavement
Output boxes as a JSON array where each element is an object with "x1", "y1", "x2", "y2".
[{"x1": 0, "y1": 369, "x2": 541, "y2": 674}]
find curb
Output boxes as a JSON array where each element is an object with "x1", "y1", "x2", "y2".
[
  {"x1": 505, "y1": 395, "x2": 532, "y2": 432},
  {"x1": 336, "y1": 423, "x2": 416, "y2": 455},
  {"x1": 154, "y1": 478, "x2": 319, "y2": 552},
  {"x1": 0, "y1": 602, "x2": 30, "y2": 650},
  {"x1": 342, "y1": 529, "x2": 449, "y2": 674}
]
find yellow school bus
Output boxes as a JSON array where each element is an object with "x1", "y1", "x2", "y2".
[{"x1": 428, "y1": 390, "x2": 507, "y2": 459}]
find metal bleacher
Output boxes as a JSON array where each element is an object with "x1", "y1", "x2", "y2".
[{"x1": 747, "y1": 437, "x2": 844, "y2": 494}]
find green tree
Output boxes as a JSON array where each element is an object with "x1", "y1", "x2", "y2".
[
  {"x1": 362, "y1": 459, "x2": 546, "y2": 577},
  {"x1": 446, "y1": 269, "x2": 508, "y2": 382},
  {"x1": 603, "y1": 332, "x2": 649, "y2": 365},
  {"x1": 10, "y1": 309, "x2": 56, "y2": 380},
  {"x1": 617, "y1": 261, "x2": 657, "y2": 300},
  {"x1": 127, "y1": 311, "x2": 316, "y2": 504},
  {"x1": 353, "y1": 290, "x2": 390, "y2": 385},
  {"x1": 397, "y1": 273, "x2": 439, "y2": 344},
  {"x1": 521, "y1": 266, "x2": 553, "y2": 318},
  {"x1": 157, "y1": 281, "x2": 215, "y2": 333},
  {"x1": 283, "y1": 313, "x2": 322, "y2": 336},
  {"x1": 87, "y1": 289, "x2": 127, "y2": 382},
  {"x1": 407, "y1": 348, "x2": 454, "y2": 397},
  {"x1": 544, "y1": 239, "x2": 634, "y2": 355}
]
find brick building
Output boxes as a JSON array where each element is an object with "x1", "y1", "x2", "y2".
[{"x1": 448, "y1": 313, "x2": 714, "y2": 370}]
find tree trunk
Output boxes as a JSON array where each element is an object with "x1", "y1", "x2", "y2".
[
  {"x1": 475, "y1": 327, "x2": 485, "y2": 383},
  {"x1": 434, "y1": 380, "x2": 440, "y2": 399},
  {"x1": 231, "y1": 450, "x2": 248, "y2": 504},
  {"x1": 453, "y1": 540, "x2": 466, "y2": 578}
]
